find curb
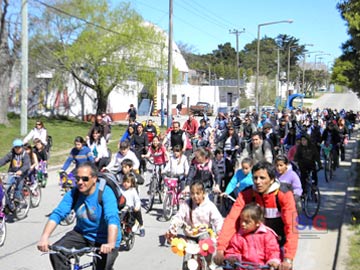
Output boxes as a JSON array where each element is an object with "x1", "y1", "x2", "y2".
[{"x1": 335, "y1": 124, "x2": 360, "y2": 270}]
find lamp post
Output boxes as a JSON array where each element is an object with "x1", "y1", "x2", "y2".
[
  {"x1": 314, "y1": 53, "x2": 330, "y2": 69},
  {"x1": 301, "y1": 50, "x2": 323, "y2": 93},
  {"x1": 255, "y1": 19, "x2": 293, "y2": 113}
]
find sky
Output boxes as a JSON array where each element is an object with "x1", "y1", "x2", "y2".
[{"x1": 124, "y1": 0, "x2": 349, "y2": 67}]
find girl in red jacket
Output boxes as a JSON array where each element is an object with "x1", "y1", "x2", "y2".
[{"x1": 225, "y1": 203, "x2": 281, "y2": 268}]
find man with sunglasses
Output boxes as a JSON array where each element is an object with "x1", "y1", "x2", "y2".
[{"x1": 37, "y1": 162, "x2": 121, "y2": 270}]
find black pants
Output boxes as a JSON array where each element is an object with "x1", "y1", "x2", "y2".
[{"x1": 50, "y1": 230, "x2": 119, "y2": 270}]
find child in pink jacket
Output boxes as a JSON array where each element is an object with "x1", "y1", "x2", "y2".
[{"x1": 224, "y1": 203, "x2": 281, "y2": 268}]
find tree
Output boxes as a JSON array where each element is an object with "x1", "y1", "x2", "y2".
[
  {"x1": 336, "y1": 0, "x2": 360, "y2": 95},
  {"x1": 30, "y1": 0, "x2": 165, "y2": 114},
  {"x1": 0, "y1": 0, "x2": 20, "y2": 125}
]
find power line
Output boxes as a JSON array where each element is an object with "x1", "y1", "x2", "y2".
[{"x1": 32, "y1": 0, "x2": 165, "y2": 47}]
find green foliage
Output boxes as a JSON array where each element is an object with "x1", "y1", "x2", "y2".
[
  {"x1": 30, "y1": 0, "x2": 165, "y2": 114},
  {"x1": 336, "y1": 0, "x2": 360, "y2": 94}
]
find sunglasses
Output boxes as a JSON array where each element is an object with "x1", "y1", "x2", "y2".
[
  {"x1": 36, "y1": 123, "x2": 42, "y2": 126},
  {"x1": 75, "y1": 176, "x2": 90, "y2": 182}
]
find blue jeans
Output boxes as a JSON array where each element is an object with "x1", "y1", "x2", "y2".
[{"x1": 7, "y1": 174, "x2": 24, "y2": 200}]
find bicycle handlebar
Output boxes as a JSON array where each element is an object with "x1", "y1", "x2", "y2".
[
  {"x1": 221, "y1": 259, "x2": 275, "y2": 269},
  {"x1": 47, "y1": 245, "x2": 100, "y2": 257}
]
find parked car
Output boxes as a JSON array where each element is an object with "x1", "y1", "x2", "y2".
[{"x1": 190, "y1": 102, "x2": 214, "y2": 116}]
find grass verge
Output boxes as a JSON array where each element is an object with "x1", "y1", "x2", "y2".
[
  {"x1": 348, "y1": 139, "x2": 360, "y2": 270},
  {"x1": 0, "y1": 115, "x2": 127, "y2": 171}
]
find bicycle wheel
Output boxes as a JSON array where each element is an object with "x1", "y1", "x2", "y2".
[
  {"x1": 60, "y1": 210, "x2": 76, "y2": 226},
  {"x1": 324, "y1": 156, "x2": 330, "y2": 183},
  {"x1": 144, "y1": 176, "x2": 157, "y2": 213},
  {"x1": 329, "y1": 153, "x2": 334, "y2": 181},
  {"x1": 30, "y1": 183, "x2": 42, "y2": 208},
  {"x1": 15, "y1": 186, "x2": 31, "y2": 220},
  {"x1": 125, "y1": 233, "x2": 135, "y2": 251},
  {"x1": 0, "y1": 216, "x2": 6, "y2": 247},
  {"x1": 163, "y1": 193, "x2": 173, "y2": 221},
  {"x1": 304, "y1": 185, "x2": 321, "y2": 219}
]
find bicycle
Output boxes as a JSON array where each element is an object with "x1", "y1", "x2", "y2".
[
  {"x1": 44, "y1": 245, "x2": 101, "y2": 270},
  {"x1": 321, "y1": 143, "x2": 334, "y2": 182},
  {"x1": 24, "y1": 176, "x2": 42, "y2": 208},
  {"x1": 162, "y1": 175, "x2": 186, "y2": 221},
  {"x1": 0, "y1": 172, "x2": 31, "y2": 220},
  {"x1": 119, "y1": 206, "x2": 136, "y2": 251},
  {"x1": 221, "y1": 258, "x2": 274, "y2": 269},
  {"x1": 58, "y1": 171, "x2": 76, "y2": 225},
  {"x1": 168, "y1": 224, "x2": 215, "y2": 270},
  {"x1": 37, "y1": 160, "x2": 48, "y2": 188},
  {"x1": 0, "y1": 177, "x2": 6, "y2": 247},
  {"x1": 301, "y1": 169, "x2": 321, "y2": 219},
  {"x1": 143, "y1": 159, "x2": 165, "y2": 213}
]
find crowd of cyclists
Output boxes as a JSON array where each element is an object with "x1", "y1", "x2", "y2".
[{"x1": 0, "y1": 105, "x2": 358, "y2": 269}]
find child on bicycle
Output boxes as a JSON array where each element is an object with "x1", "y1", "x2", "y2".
[
  {"x1": 165, "y1": 181, "x2": 223, "y2": 269},
  {"x1": 142, "y1": 136, "x2": 168, "y2": 184},
  {"x1": 115, "y1": 159, "x2": 144, "y2": 187},
  {"x1": 224, "y1": 203, "x2": 280, "y2": 268},
  {"x1": 120, "y1": 174, "x2": 145, "y2": 237},
  {"x1": 165, "y1": 181, "x2": 223, "y2": 239},
  {"x1": 223, "y1": 158, "x2": 253, "y2": 198},
  {"x1": 24, "y1": 143, "x2": 39, "y2": 186},
  {"x1": 162, "y1": 145, "x2": 189, "y2": 191}
]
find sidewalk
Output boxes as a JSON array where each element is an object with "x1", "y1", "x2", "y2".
[{"x1": 336, "y1": 124, "x2": 360, "y2": 269}]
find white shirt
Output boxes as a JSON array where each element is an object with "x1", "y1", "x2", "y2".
[
  {"x1": 163, "y1": 154, "x2": 189, "y2": 176},
  {"x1": 23, "y1": 127, "x2": 48, "y2": 145},
  {"x1": 105, "y1": 150, "x2": 140, "y2": 171},
  {"x1": 87, "y1": 137, "x2": 108, "y2": 159}
]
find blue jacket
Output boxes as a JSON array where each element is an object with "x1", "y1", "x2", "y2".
[
  {"x1": 62, "y1": 146, "x2": 94, "y2": 171},
  {"x1": 225, "y1": 169, "x2": 253, "y2": 196},
  {"x1": 50, "y1": 183, "x2": 121, "y2": 247}
]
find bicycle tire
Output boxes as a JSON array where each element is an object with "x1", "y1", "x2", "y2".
[
  {"x1": 144, "y1": 176, "x2": 156, "y2": 213},
  {"x1": 324, "y1": 155, "x2": 329, "y2": 183},
  {"x1": 304, "y1": 185, "x2": 321, "y2": 219},
  {"x1": 60, "y1": 210, "x2": 76, "y2": 226},
  {"x1": 15, "y1": 186, "x2": 31, "y2": 220},
  {"x1": 163, "y1": 193, "x2": 173, "y2": 221},
  {"x1": 329, "y1": 153, "x2": 334, "y2": 181},
  {"x1": 0, "y1": 216, "x2": 6, "y2": 247},
  {"x1": 125, "y1": 233, "x2": 135, "y2": 251},
  {"x1": 30, "y1": 184, "x2": 42, "y2": 208}
]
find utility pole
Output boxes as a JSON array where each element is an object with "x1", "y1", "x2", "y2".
[
  {"x1": 229, "y1": 28, "x2": 245, "y2": 108},
  {"x1": 167, "y1": 0, "x2": 173, "y2": 128},
  {"x1": 21, "y1": 0, "x2": 28, "y2": 136}
]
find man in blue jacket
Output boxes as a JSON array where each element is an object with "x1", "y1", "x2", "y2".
[{"x1": 37, "y1": 162, "x2": 121, "y2": 270}]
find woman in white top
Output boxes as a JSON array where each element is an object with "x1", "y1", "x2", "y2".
[
  {"x1": 162, "y1": 145, "x2": 189, "y2": 191},
  {"x1": 23, "y1": 120, "x2": 48, "y2": 146},
  {"x1": 87, "y1": 126, "x2": 110, "y2": 170}
]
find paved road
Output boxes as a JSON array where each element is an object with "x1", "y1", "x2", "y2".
[{"x1": 1, "y1": 93, "x2": 359, "y2": 269}]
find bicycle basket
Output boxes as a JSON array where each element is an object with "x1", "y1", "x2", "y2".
[{"x1": 164, "y1": 177, "x2": 178, "y2": 188}]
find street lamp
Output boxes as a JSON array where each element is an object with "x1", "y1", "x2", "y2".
[
  {"x1": 314, "y1": 53, "x2": 331, "y2": 69},
  {"x1": 287, "y1": 43, "x2": 313, "y2": 95},
  {"x1": 255, "y1": 19, "x2": 293, "y2": 113},
  {"x1": 301, "y1": 50, "x2": 323, "y2": 93}
]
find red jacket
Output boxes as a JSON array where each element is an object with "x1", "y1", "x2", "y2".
[
  {"x1": 217, "y1": 181, "x2": 298, "y2": 260},
  {"x1": 225, "y1": 224, "x2": 281, "y2": 265}
]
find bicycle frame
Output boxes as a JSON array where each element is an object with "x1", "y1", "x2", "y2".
[{"x1": 163, "y1": 177, "x2": 185, "y2": 221}]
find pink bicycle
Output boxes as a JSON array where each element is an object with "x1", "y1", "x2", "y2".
[{"x1": 162, "y1": 175, "x2": 186, "y2": 221}]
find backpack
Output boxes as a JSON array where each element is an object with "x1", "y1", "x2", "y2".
[
  {"x1": 71, "y1": 172, "x2": 126, "y2": 211},
  {"x1": 249, "y1": 139, "x2": 275, "y2": 162}
]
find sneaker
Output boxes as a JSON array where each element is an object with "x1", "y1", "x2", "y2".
[{"x1": 139, "y1": 228, "x2": 145, "y2": 237}]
